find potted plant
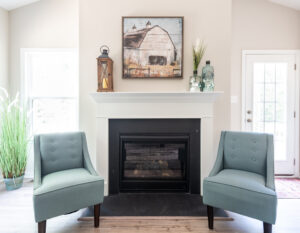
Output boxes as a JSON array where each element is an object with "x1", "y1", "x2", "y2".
[
  {"x1": 192, "y1": 39, "x2": 206, "y2": 75},
  {"x1": 0, "y1": 87, "x2": 29, "y2": 191},
  {"x1": 190, "y1": 39, "x2": 206, "y2": 92}
]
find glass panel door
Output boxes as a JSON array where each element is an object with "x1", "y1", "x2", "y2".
[{"x1": 244, "y1": 54, "x2": 297, "y2": 175}]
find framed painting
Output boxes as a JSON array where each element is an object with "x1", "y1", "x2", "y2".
[{"x1": 122, "y1": 16, "x2": 183, "y2": 79}]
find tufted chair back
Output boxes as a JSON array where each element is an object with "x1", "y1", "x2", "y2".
[
  {"x1": 223, "y1": 131, "x2": 268, "y2": 176},
  {"x1": 39, "y1": 132, "x2": 83, "y2": 176}
]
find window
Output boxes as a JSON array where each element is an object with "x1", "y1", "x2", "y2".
[
  {"x1": 22, "y1": 49, "x2": 78, "y2": 135},
  {"x1": 148, "y1": 56, "x2": 167, "y2": 65},
  {"x1": 21, "y1": 48, "x2": 78, "y2": 177}
]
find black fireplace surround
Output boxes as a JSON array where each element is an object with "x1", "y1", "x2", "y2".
[{"x1": 109, "y1": 119, "x2": 200, "y2": 194}]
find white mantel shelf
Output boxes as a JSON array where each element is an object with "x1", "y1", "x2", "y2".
[{"x1": 90, "y1": 91, "x2": 223, "y2": 103}]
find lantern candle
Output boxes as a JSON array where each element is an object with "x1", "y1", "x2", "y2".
[
  {"x1": 97, "y1": 45, "x2": 113, "y2": 92},
  {"x1": 102, "y1": 78, "x2": 108, "y2": 89}
]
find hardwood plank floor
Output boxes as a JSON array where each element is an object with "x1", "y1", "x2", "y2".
[{"x1": 0, "y1": 179, "x2": 299, "y2": 233}]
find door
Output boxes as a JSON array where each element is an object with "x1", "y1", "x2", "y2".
[{"x1": 243, "y1": 53, "x2": 298, "y2": 175}]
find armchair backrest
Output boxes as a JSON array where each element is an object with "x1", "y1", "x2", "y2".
[
  {"x1": 223, "y1": 131, "x2": 268, "y2": 176},
  {"x1": 38, "y1": 132, "x2": 83, "y2": 176}
]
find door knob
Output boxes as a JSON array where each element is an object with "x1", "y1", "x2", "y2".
[
  {"x1": 247, "y1": 119, "x2": 252, "y2": 123},
  {"x1": 247, "y1": 110, "x2": 252, "y2": 114}
]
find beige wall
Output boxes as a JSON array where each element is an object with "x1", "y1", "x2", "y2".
[
  {"x1": 79, "y1": 0, "x2": 232, "y2": 160},
  {"x1": 0, "y1": 7, "x2": 9, "y2": 90},
  {"x1": 9, "y1": 0, "x2": 79, "y2": 95},
  {"x1": 6, "y1": 0, "x2": 300, "y2": 171},
  {"x1": 7, "y1": 0, "x2": 232, "y2": 166},
  {"x1": 231, "y1": 0, "x2": 300, "y2": 130}
]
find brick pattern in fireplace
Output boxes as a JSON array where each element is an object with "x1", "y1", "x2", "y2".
[
  {"x1": 123, "y1": 141, "x2": 187, "y2": 179},
  {"x1": 109, "y1": 119, "x2": 200, "y2": 194}
]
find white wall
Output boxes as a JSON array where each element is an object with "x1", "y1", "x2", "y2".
[
  {"x1": 7, "y1": 0, "x2": 232, "y2": 169},
  {"x1": 79, "y1": 0, "x2": 232, "y2": 161},
  {"x1": 9, "y1": 0, "x2": 79, "y2": 95},
  {"x1": 5, "y1": 0, "x2": 300, "y2": 177},
  {"x1": 0, "y1": 7, "x2": 8, "y2": 90},
  {"x1": 0, "y1": 7, "x2": 8, "y2": 181},
  {"x1": 231, "y1": 0, "x2": 300, "y2": 130}
]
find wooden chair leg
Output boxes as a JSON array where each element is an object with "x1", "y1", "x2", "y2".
[
  {"x1": 207, "y1": 205, "x2": 214, "y2": 229},
  {"x1": 38, "y1": 220, "x2": 46, "y2": 233},
  {"x1": 94, "y1": 204, "x2": 101, "y2": 228},
  {"x1": 263, "y1": 222, "x2": 272, "y2": 233}
]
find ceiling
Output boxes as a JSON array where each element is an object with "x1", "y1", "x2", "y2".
[
  {"x1": 269, "y1": 0, "x2": 300, "y2": 11},
  {"x1": 0, "y1": 0, "x2": 40, "y2": 11},
  {"x1": 0, "y1": 0, "x2": 299, "y2": 12}
]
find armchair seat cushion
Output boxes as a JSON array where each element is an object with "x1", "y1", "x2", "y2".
[
  {"x1": 203, "y1": 169, "x2": 277, "y2": 224},
  {"x1": 33, "y1": 168, "x2": 104, "y2": 222}
]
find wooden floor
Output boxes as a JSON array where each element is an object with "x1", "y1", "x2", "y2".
[
  {"x1": 275, "y1": 178, "x2": 300, "y2": 198},
  {"x1": 0, "y1": 180, "x2": 300, "y2": 233}
]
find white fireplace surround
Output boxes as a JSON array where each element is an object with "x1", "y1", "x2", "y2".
[{"x1": 90, "y1": 91, "x2": 223, "y2": 195}]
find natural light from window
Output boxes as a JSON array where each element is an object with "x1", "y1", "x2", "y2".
[
  {"x1": 22, "y1": 49, "x2": 78, "y2": 135},
  {"x1": 22, "y1": 49, "x2": 78, "y2": 178}
]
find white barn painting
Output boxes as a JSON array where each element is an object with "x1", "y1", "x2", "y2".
[{"x1": 123, "y1": 17, "x2": 183, "y2": 78}]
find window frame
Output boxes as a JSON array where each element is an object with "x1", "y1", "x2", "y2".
[
  {"x1": 20, "y1": 48, "x2": 79, "y2": 178},
  {"x1": 21, "y1": 48, "x2": 79, "y2": 135}
]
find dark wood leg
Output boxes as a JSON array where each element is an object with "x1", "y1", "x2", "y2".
[
  {"x1": 207, "y1": 205, "x2": 214, "y2": 230},
  {"x1": 94, "y1": 204, "x2": 101, "y2": 228},
  {"x1": 263, "y1": 222, "x2": 272, "y2": 233},
  {"x1": 38, "y1": 220, "x2": 46, "y2": 233}
]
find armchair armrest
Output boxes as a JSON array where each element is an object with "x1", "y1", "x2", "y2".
[
  {"x1": 266, "y1": 134, "x2": 275, "y2": 191},
  {"x1": 81, "y1": 133, "x2": 98, "y2": 176},
  {"x1": 209, "y1": 131, "x2": 225, "y2": 177},
  {"x1": 33, "y1": 135, "x2": 42, "y2": 190}
]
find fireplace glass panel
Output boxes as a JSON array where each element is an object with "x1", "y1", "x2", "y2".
[{"x1": 122, "y1": 142, "x2": 187, "y2": 180}]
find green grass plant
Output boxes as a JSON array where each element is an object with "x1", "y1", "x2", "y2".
[{"x1": 0, "y1": 87, "x2": 29, "y2": 178}]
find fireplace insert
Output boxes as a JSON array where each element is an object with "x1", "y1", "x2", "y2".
[{"x1": 109, "y1": 119, "x2": 200, "y2": 194}]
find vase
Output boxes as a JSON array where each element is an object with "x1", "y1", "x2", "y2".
[
  {"x1": 202, "y1": 61, "x2": 215, "y2": 92},
  {"x1": 189, "y1": 70, "x2": 201, "y2": 92},
  {"x1": 4, "y1": 175, "x2": 24, "y2": 191}
]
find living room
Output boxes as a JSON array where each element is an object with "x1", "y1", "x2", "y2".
[{"x1": 0, "y1": 0, "x2": 300, "y2": 232}]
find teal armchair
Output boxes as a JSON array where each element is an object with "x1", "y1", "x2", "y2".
[
  {"x1": 203, "y1": 131, "x2": 277, "y2": 233},
  {"x1": 33, "y1": 132, "x2": 104, "y2": 233}
]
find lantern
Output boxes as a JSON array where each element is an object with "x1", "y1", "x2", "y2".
[{"x1": 97, "y1": 45, "x2": 113, "y2": 92}]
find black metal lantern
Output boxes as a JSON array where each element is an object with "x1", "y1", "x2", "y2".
[{"x1": 97, "y1": 45, "x2": 113, "y2": 92}]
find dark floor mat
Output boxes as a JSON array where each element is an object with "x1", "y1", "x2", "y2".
[{"x1": 80, "y1": 193, "x2": 228, "y2": 217}]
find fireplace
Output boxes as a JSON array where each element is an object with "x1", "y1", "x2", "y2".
[{"x1": 109, "y1": 119, "x2": 200, "y2": 194}]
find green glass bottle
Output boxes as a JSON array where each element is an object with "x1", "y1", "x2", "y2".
[{"x1": 202, "y1": 61, "x2": 215, "y2": 92}]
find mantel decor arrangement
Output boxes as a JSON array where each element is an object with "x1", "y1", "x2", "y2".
[
  {"x1": 122, "y1": 16, "x2": 183, "y2": 79},
  {"x1": 0, "y1": 88, "x2": 29, "y2": 191},
  {"x1": 97, "y1": 45, "x2": 113, "y2": 92}
]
